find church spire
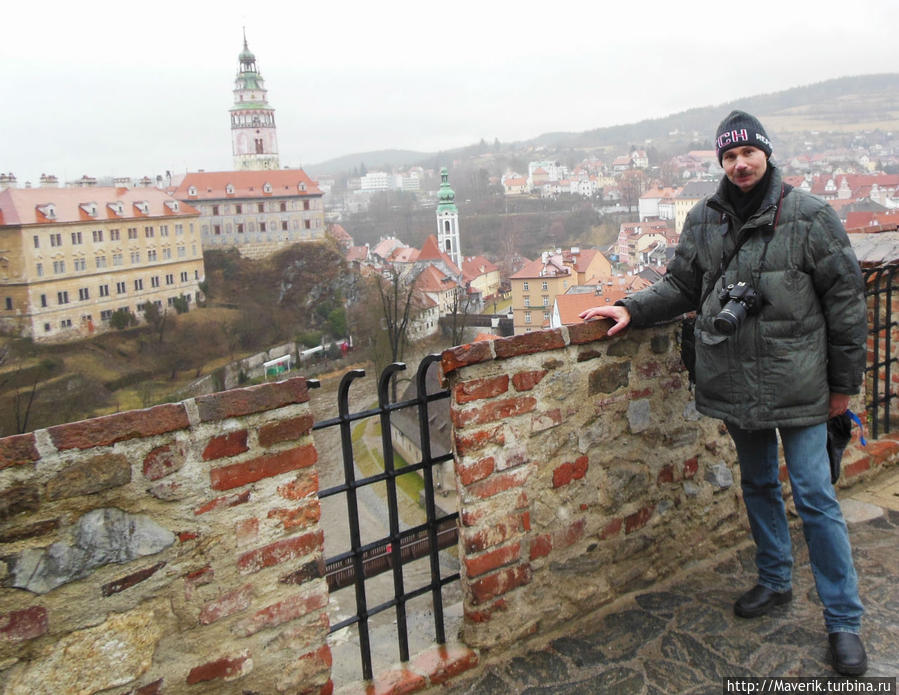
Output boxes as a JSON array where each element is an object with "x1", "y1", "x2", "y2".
[
  {"x1": 436, "y1": 168, "x2": 462, "y2": 268},
  {"x1": 230, "y1": 31, "x2": 280, "y2": 171}
]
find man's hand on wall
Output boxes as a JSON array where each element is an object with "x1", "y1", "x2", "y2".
[{"x1": 579, "y1": 305, "x2": 631, "y2": 336}]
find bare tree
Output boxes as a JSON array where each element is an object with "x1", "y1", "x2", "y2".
[
  {"x1": 445, "y1": 286, "x2": 478, "y2": 348},
  {"x1": 375, "y1": 265, "x2": 421, "y2": 366}
]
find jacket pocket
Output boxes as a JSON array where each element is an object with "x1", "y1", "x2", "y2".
[
  {"x1": 762, "y1": 331, "x2": 828, "y2": 412},
  {"x1": 695, "y1": 329, "x2": 732, "y2": 406}
]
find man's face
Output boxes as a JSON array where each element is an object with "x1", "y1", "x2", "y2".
[{"x1": 721, "y1": 145, "x2": 768, "y2": 192}]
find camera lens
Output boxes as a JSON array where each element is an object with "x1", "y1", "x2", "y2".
[{"x1": 713, "y1": 301, "x2": 746, "y2": 335}]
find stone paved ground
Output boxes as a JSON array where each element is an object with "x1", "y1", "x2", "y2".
[{"x1": 434, "y1": 504, "x2": 899, "y2": 694}]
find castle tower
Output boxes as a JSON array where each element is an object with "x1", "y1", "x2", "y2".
[
  {"x1": 230, "y1": 31, "x2": 280, "y2": 171},
  {"x1": 436, "y1": 167, "x2": 462, "y2": 268}
]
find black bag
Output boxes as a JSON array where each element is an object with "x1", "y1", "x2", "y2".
[
  {"x1": 826, "y1": 412, "x2": 853, "y2": 484},
  {"x1": 680, "y1": 315, "x2": 697, "y2": 386}
]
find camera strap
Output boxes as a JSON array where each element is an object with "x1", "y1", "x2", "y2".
[{"x1": 700, "y1": 183, "x2": 786, "y2": 315}]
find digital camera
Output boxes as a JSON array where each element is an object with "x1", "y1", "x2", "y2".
[{"x1": 714, "y1": 281, "x2": 761, "y2": 335}]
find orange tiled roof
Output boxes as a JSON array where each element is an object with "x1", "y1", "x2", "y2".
[
  {"x1": 173, "y1": 169, "x2": 321, "y2": 199},
  {"x1": 415, "y1": 264, "x2": 458, "y2": 293}
]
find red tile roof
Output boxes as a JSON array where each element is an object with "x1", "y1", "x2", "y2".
[
  {"x1": 0, "y1": 187, "x2": 199, "y2": 226},
  {"x1": 173, "y1": 169, "x2": 321, "y2": 199}
]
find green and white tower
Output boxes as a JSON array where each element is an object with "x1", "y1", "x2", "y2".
[
  {"x1": 436, "y1": 167, "x2": 462, "y2": 268},
  {"x1": 230, "y1": 31, "x2": 280, "y2": 171}
]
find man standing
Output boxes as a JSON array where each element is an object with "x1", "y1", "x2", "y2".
[{"x1": 581, "y1": 111, "x2": 867, "y2": 676}]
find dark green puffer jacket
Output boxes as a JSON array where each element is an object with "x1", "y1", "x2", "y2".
[{"x1": 619, "y1": 165, "x2": 866, "y2": 429}]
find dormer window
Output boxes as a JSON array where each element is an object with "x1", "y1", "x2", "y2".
[
  {"x1": 165, "y1": 200, "x2": 180, "y2": 213},
  {"x1": 225, "y1": 184, "x2": 235, "y2": 195},
  {"x1": 298, "y1": 182, "x2": 306, "y2": 192},
  {"x1": 134, "y1": 201, "x2": 150, "y2": 215},
  {"x1": 263, "y1": 182, "x2": 272, "y2": 194},
  {"x1": 108, "y1": 201, "x2": 125, "y2": 216},
  {"x1": 187, "y1": 186, "x2": 198, "y2": 197},
  {"x1": 37, "y1": 203, "x2": 57, "y2": 220},
  {"x1": 80, "y1": 202, "x2": 98, "y2": 217}
]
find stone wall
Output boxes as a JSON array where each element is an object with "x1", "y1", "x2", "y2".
[
  {"x1": 0, "y1": 378, "x2": 331, "y2": 695},
  {"x1": 440, "y1": 319, "x2": 893, "y2": 651}
]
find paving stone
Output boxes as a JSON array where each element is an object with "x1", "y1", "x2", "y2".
[
  {"x1": 501, "y1": 649, "x2": 570, "y2": 687},
  {"x1": 633, "y1": 590, "x2": 692, "y2": 616},
  {"x1": 547, "y1": 636, "x2": 605, "y2": 668},
  {"x1": 522, "y1": 666, "x2": 643, "y2": 695},
  {"x1": 643, "y1": 658, "x2": 702, "y2": 692}
]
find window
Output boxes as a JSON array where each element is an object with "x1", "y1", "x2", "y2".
[
  {"x1": 4, "y1": 298, "x2": 11, "y2": 310},
  {"x1": 128, "y1": 227, "x2": 138, "y2": 239},
  {"x1": 257, "y1": 203, "x2": 265, "y2": 213},
  {"x1": 99, "y1": 284, "x2": 109, "y2": 297},
  {"x1": 303, "y1": 200, "x2": 310, "y2": 211},
  {"x1": 260, "y1": 222, "x2": 266, "y2": 232},
  {"x1": 78, "y1": 288, "x2": 90, "y2": 301},
  {"x1": 60, "y1": 319, "x2": 72, "y2": 329},
  {"x1": 523, "y1": 281, "x2": 529, "y2": 291},
  {"x1": 36, "y1": 263, "x2": 43, "y2": 277},
  {"x1": 57, "y1": 291, "x2": 69, "y2": 304},
  {"x1": 525, "y1": 311, "x2": 532, "y2": 324},
  {"x1": 165, "y1": 274, "x2": 174, "y2": 285},
  {"x1": 74, "y1": 258, "x2": 86, "y2": 272},
  {"x1": 110, "y1": 228, "x2": 120, "y2": 241},
  {"x1": 236, "y1": 224, "x2": 244, "y2": 233},
  {"x1": 116, "y1": 281, "x2": 126, "y2": 294},
  {"x1": 131, "y1": 251, "x2": 141, "y2": 264},
  {"x1": 279, "y1": 201, "x2": 287, "y2": 212},
  {"x1": 281, "y1": 221, "x2": 288, "y2": 231},
  {"x1": 100, "y1": 310, "x2": 112, "y2": 321},
  {"x1": 524, "y1": 296, "x2": 530, "y2": 307},
  {"x1": 544, "y1": 311, "x2": 550, "y2": 321},
  {"x1": 214, "y1": 225, "x2": 222, "y2": 235},
  {"x1": 112, "y1": 253, "x2": 123, "y2": 266},
  {"x1": 151, "y1": 276, "x2": 160, "y2": 288},
  {"x1": 542, "y1": 281, "x2": 548, "y2": 291},
  {"x1": 160, "y1": 225, "x2": 169, "y2": 237},
  {"x1": 92, "y1": 230, "x2": 103, "y2": 242},
  {"x1": 147, "y1": 249, "x2": 157, "y2": 261},
  {"x1": 134, "y1": 279, "x2": 143, "y2": 291},
  {"x1": 144, "y1": 226, "x2": 154, "y2": 238},
  {"x1": 53, "y1": 260, "x2": 65, "y2": 274},
  {"x1": 304, "y1": 220, "x2": 311, "y2": 229},
  {"x1": 50, "y1": 233, "x2": 62, "y2": 247},
  {"x1": 235, "y1": 204, "x2": 242, "y2": 214},
  {"x1": 71, "y1": 231, "x2": 83, "y2": 245},
  {"x1": 212, "y1": 205, "x2": 220, "y2": 215},
  {"x1": 542, "y1": 295, "x2": 549, "y2": 307},
  {"x1": 95, "y1": 256, "x2": 107, "y2": 269},
  {"x1": 180, "y1": 271, "x2": 188, "y2": 282},
  {"x1": 44, "y1": 323, "x2": 50, "y2": 333},
  {"x1": 40, "y1": 294, "x2": 47, "y2": 307},
  {"x1": 175, "y1": 224, "x2": 183, "y2": 235},
  {"x1": 33, "y1": 235, "x2": 39, "y2": 249},
  {"x1": 177, "y1": 246, "x2": 186, "y2": 258},
  {"x1": 162, "y1": 248, "x2": 171, "y2": 260}
]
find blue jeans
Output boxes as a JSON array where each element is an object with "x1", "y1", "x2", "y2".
[{"x1": 727, "y1": 421, "x2": 864, "y2": 633}]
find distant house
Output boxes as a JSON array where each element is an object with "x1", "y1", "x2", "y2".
[
  {"x1": 503, "y1": 177, "x2": 528, "y2": 195},
  {"x1": 462, "y1": 255, "x2": 501, "y2": 301}
]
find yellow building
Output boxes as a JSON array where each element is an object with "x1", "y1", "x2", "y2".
[
  {"x1": 674, "y1": 181, "x2": 718, "y2": 235},
  {"x1": 509, "y1": 248, "x2": 612, "y2": 333},
  {"x1": 0, "y1": 186, "x2": 204, "y2": 342}
]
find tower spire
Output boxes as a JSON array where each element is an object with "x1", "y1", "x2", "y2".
[{"x1": 436, "y1": 168, "x2": 462, "y2": 268}]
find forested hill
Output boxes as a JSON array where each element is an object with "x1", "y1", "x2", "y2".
[
  {"x1": 307, "y1": 74, "x2": 898, "y2": 174},
  {"x1": 531, "y1": 74, "x2": 899, "y2": 150}
]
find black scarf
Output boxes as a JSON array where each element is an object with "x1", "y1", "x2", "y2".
[{"x1": 723, "y1": 163, "x2": 774, "y2": 223}]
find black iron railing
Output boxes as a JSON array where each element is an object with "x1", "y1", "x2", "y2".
[
  {"x1": 310, "y1": 354, "x2": 459, "y2": 681},
  {"x1": 863, "y1": 265, "x2": 899, "y2": 439}
]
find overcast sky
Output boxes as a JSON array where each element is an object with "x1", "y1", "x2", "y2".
[{"x1": 3, "y1": 0, "x2": 896, "y2": 184}]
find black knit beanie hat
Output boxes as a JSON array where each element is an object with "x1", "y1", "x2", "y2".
[{"x1": 715, "y1": 110, "x2": 773, "y2": 164}]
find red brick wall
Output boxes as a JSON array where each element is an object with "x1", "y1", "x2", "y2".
[{"x1": 0, "y1": 377, "x2": 331, "y2": 694}]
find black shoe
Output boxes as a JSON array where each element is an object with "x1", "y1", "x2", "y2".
[
  {"x1": 734, "y1": 584, "x2": 793, "y2": 618},
  {"x1": 829, "y1": 632, "x2": 867, "y2": 676}
]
